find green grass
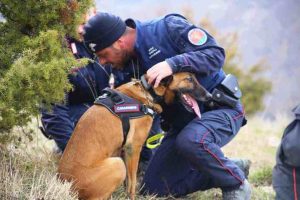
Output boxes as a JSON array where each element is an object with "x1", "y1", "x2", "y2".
[
  {"x1": 250, "y1": 166, "x2": 273, "y2": 187},
  {"x1": 0, "y1": 115, "x2": 290, "y2": 199}
]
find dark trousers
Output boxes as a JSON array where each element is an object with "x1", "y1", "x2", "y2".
[
  {"x1": 41, "y1": 104, "x2": 91, "y2": 151},
  {"x1": 141, "y1": 108, "x2": 246, "y2": 197},
  {"x1": 273, "y1": 164, "x2": 300, "y2": 200}
]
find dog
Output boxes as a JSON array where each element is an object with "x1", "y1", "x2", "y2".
[{"x1": 57, "y1": 72, "x2": 211, "y2": 200}]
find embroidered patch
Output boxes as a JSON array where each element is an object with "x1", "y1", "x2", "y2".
[
  {"x1": 114, "y1": 104, "x2": 140, "y2": 113},
  {"x1": 188, "y1": 28, "x2": 207, "y2": 46},
  {"x1": 148, "y1": 46, "x2": 161, "y2": 59}
]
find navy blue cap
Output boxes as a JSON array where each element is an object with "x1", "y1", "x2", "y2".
[{"x1": 83, "y1": 12, "x2": 126, "y2": 52}]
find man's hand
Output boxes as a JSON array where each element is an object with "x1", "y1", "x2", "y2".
[{"x1": 147, "y1": 61, "x2": 173, "y2": 88}]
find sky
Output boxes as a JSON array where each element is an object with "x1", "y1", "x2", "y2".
[{"x1": 96, "y1": 0, "x2": 300, "y2": 118}]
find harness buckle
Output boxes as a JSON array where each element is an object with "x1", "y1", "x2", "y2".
[
  {"x1": 101, "y1": 88, "x2": 125, "y2": 104},
  {"x1": 111, "y1": 93, "x2": 124, "y2": 104},
  {"x1": 141, "y1": 105, "x2": 155, "y2": 117}
]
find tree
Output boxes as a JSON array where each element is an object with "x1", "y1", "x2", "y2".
[
  {"x1": 199, "y1": 18, "x2": 272, "y2": 115},
  {"x1": 0, "y1": 0, "x2": 93, "y2": 134}
]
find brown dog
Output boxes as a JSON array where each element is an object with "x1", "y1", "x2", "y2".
[{"x1": 57, "y1": 72, "x2": 211, "y2": 200}]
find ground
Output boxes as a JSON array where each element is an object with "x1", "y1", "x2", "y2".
[{"x1": 0, "y1": 115, "x2": 289, "y2": 199}]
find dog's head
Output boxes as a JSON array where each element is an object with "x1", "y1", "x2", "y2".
[{"x1": 116, "y1": 72, "x2": 211, "y2": 115}]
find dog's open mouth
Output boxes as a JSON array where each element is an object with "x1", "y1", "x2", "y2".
[{"x1": 180, "y1": 93, "x2": 201, "y2": 119}]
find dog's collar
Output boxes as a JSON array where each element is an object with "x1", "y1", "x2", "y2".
[{"x1": 140, "y1": 75, "x2": 164, "y2": 104}]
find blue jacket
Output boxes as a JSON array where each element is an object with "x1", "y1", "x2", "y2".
[
  {"x1": 120, "y1": 14, "x2": 227, "y2": 130},
  {"x1": 126, "y1": 14, "x2": 225, "y2": 92},
  {"x1": 273, "y1": 105, "x2": 300, "y2": 199}
]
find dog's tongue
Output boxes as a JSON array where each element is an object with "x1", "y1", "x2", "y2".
[{"x1": 183, "y1": 94, "x2": 201, "y2": 119}]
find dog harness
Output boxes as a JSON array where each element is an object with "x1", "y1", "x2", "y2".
[{"x1": 94, "y1": 88, "x2": 155, "y2": 146}]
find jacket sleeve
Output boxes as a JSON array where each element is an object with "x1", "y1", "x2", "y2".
[
  {"x1": 280, "y1": 105, "x2": 300, "y2": 167},
  {"x1": 164, "y1": 14, "x2": 225, "y2": 76}
]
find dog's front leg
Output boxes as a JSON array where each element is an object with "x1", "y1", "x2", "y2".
[
  {"x1": 123, "y1": 117, "x2": 152, "y2": 200},
  {"x1": 124, "y1": 142, "x2": 143, "y2": 200}
]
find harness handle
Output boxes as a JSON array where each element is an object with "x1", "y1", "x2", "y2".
[{"x1": 146, "y1": 133, "x2": 165, "y2": 149}]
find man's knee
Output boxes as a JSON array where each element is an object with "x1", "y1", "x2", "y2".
[{"x1": 175, "y1": 128, "x2": 212, "y2": 157}]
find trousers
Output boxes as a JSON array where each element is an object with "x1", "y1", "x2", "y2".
[{"x1": 141, "y1": 107, "x2": 245, "y2": 197}]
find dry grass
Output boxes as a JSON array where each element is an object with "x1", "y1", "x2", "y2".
[
  {"x1": 0, "y1": 115, "x2": 290, "y2": 199},
  {"x1": 0, "y1": 125, "x2": 78, "y2": 200},
  {"x1": 223, "y1": 114, "x2": 289, "y2": 170}
]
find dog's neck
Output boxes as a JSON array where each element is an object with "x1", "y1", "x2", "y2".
[{"x1": 116, "y1": 81, "x2": 163, "y2": 113}]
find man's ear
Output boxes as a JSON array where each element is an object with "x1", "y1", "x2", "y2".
[
  {"x1": 112, "y1": 39, "x2": 122, "y2": 50},
  {"x1": 116, "y1": 37, "x2": 127, "y2": 49}
]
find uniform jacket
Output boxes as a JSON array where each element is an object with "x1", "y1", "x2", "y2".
[
  {"x1": 120, "y1": 14, "x2": 231, "y2": 130},
  {"x1": 273, "y1": 105, "x2": 300, "y2": 200}
]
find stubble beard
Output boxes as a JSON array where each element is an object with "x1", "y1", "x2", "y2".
[{"x1": 113, "y1": 49, "x2": 132, "y2": 70}]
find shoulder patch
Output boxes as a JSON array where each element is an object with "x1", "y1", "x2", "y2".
[{"x1": 188, "y1": 28, "x2": 207, "y2": 46}]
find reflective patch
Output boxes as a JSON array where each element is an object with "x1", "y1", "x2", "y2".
[
  {"x1": 188, "y1": 28, "x2": 207, "y2": 46},
  {"x1": 114, "y1": 104, "x2": 140, "y2": 113},
  {"x1": 89, "y1": 43, "x2": 96, "y2": 52},
  {"x1": 71, "y1": 43, "x2": 77, "y2": 54}
]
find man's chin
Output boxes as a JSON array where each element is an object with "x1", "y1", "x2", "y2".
[
  {"x1": 111, "y1": 62, "x2": 125, "y2": 70},
  {"x1": 112, "y1": 64, "x2": 123, "y2": 70}
]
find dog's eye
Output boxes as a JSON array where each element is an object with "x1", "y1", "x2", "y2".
[{"x1": 186, "y1": 76, "x2": 193, "y2": 82}]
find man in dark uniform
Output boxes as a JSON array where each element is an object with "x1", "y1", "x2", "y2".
[
  {"x1": 83, "y1": 12, "x2": 251, "y2": 199},
  {"x1": 273, "y1": 105, "x2": 300, "y2": 200},
  {"x1": 40, "y1": 36, "x2": 112, "y2": 152}
]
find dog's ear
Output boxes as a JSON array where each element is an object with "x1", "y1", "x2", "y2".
[
  {"x1": 141, "y1": 74, "x2": 176, "y2": 98},
  {"x1": 160, "y1": 75, "x2": 173, "y2": 86},
  {"x1": 153, "y1": 84, "x2": 167, "y2": 96},
  {"x1": 142, "y1": 74, "x2": 173, "y2": 87}
]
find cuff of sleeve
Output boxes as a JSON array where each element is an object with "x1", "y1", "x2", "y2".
[{"x1": 166, "y1": 58, "x2": 180, "y2": 73}]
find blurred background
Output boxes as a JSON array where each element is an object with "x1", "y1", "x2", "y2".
[
  {"x1": 97, "y1": 0, "x2": 300, "y2": 119},
  {"x1": 0, "y1": 1, "x2": 299, "y2": 199}
]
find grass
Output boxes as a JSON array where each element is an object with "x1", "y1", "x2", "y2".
[
  {"x1": 249, "y1": 166, "x2": 273, "y2": 187},
  {"x1": 0, "y1": 115, "x2": 290, "y2": 199},
  {"x1": 0, "y1": 124, "x2": 78, "y2": 200}
]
